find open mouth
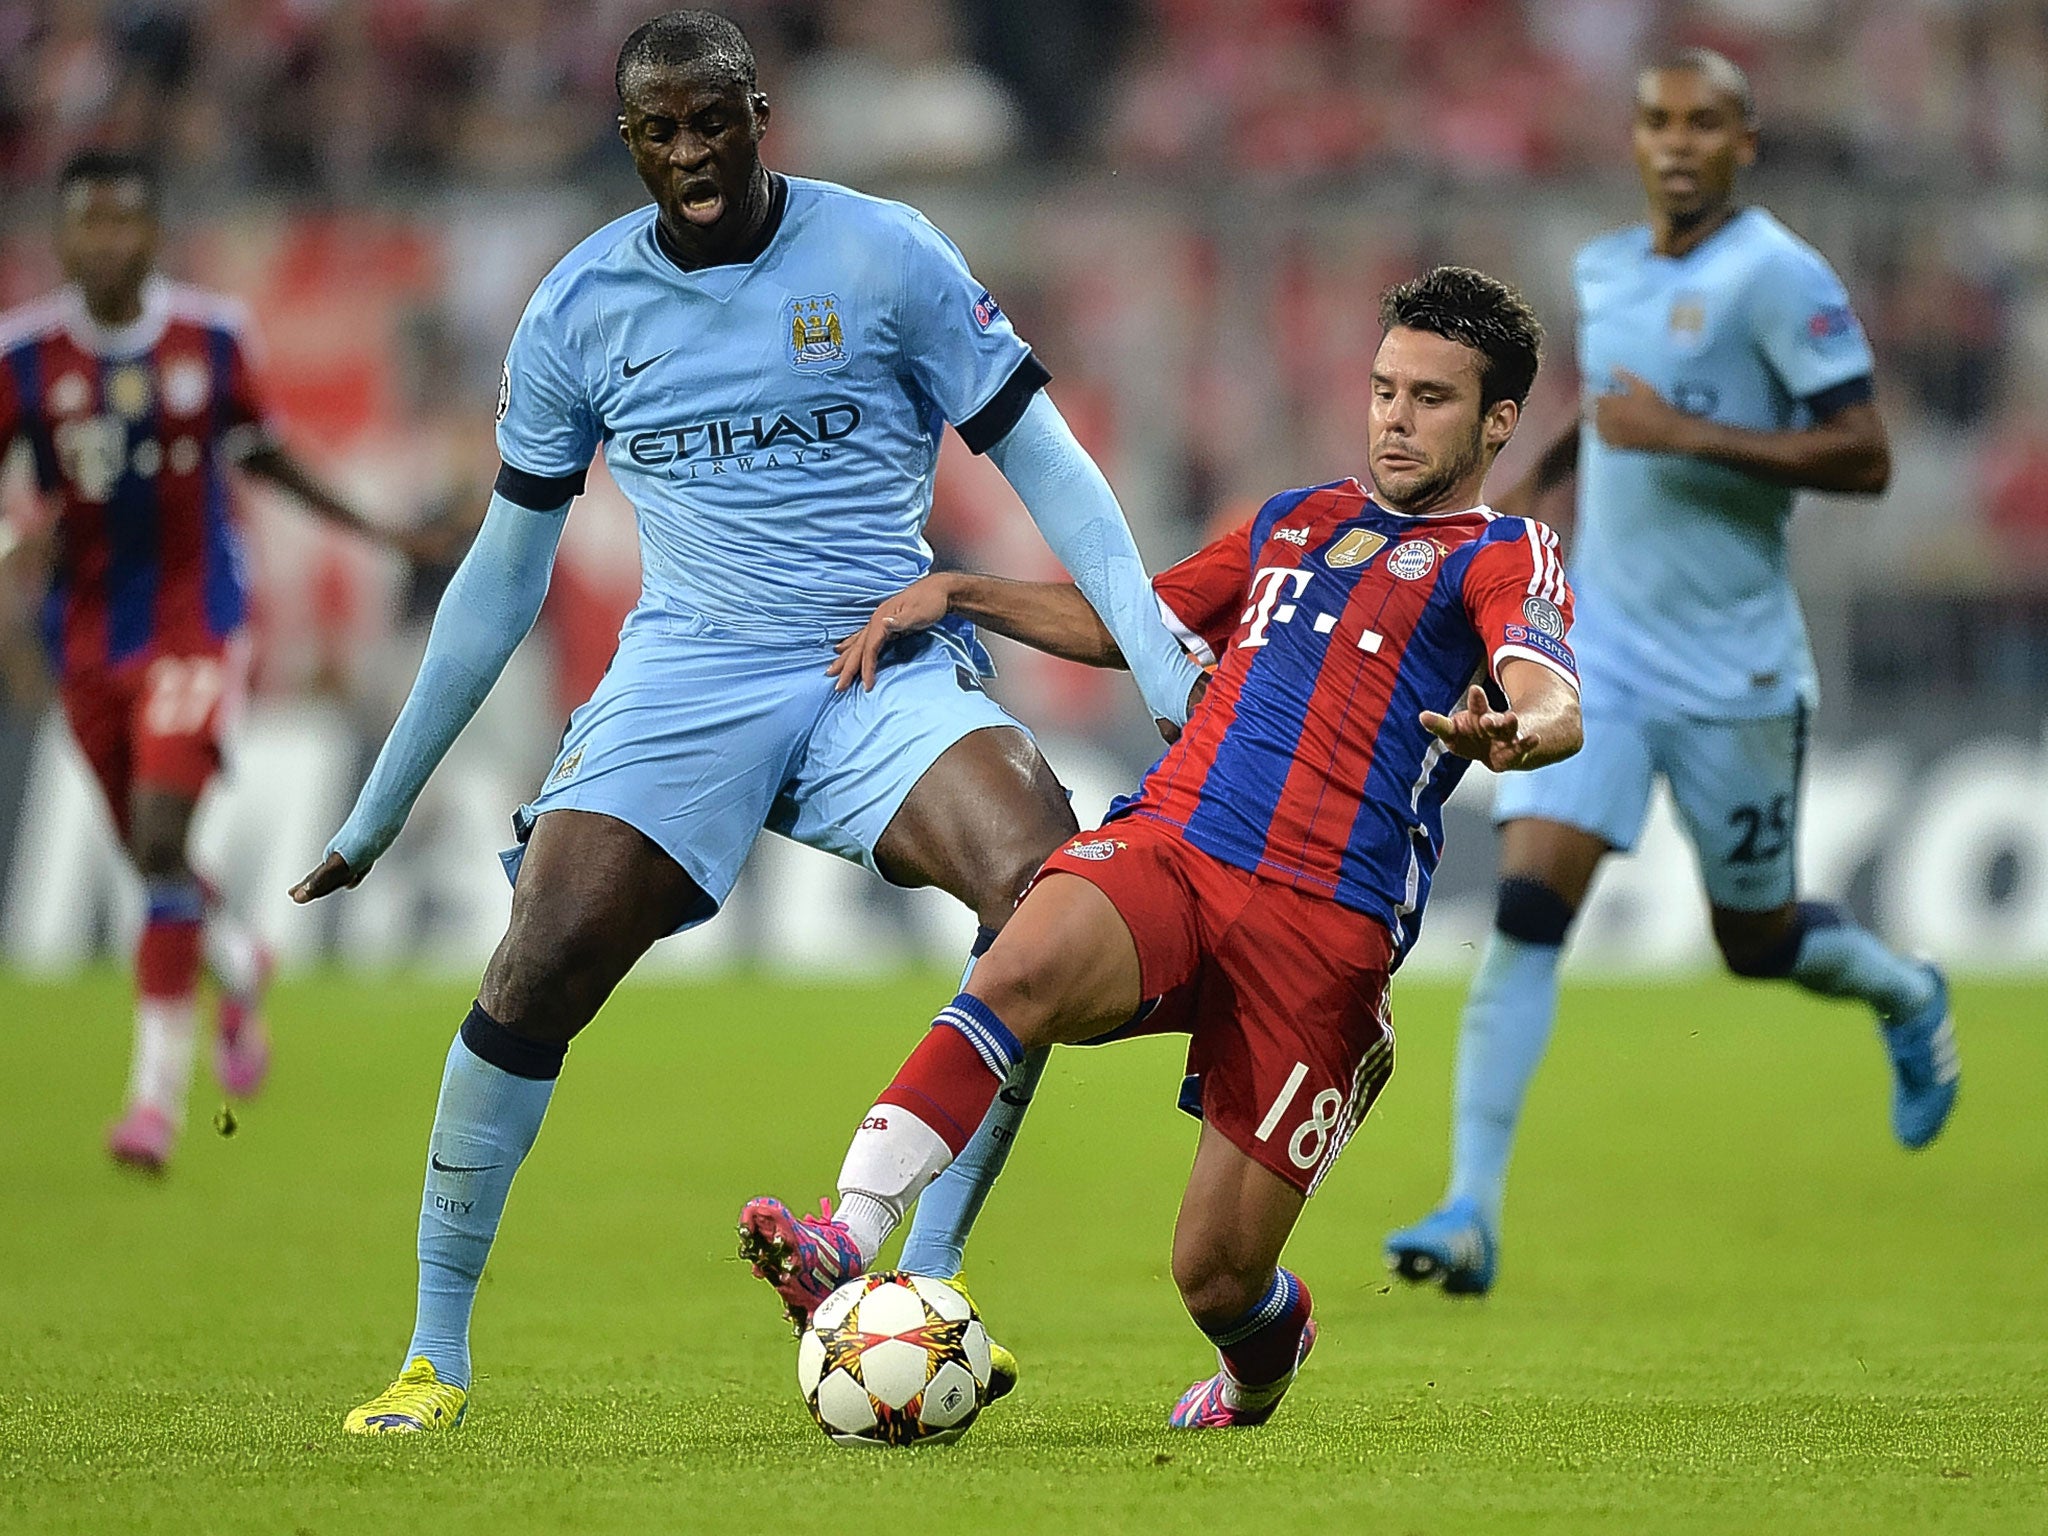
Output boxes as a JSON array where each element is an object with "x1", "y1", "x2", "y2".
[
  {"x1": 676, "y1": 180, "x2": 726, "y2": 228},
  {"x1": 1658, "y1": 168, "x2": 1700, "y2": 195}
]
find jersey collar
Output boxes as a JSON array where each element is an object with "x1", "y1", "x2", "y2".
[
  {"x1": 60, "y1": 274, "x2": 172, "y2": 357},
  {"x1": 652, "y1": 171, "x2": 791, "y2": 278}
]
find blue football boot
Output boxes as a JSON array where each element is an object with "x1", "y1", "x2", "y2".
[
  {"x1": 1883, "y1": 964, "x2": 1959, "y2": 1150},
  {"x1": 1383, "y1": 1195, "x2": 1497, "y2": 1296}
]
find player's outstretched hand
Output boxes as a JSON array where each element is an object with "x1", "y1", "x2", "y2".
[
  {"x1": 1420, "y1": 684, "x2": 1540, "y2": 773},
  {"x1": 1591, "y1": 369, "x2": 1699, "y2": 456},
  {"x1": 290, "y1": 851, "x2": 366, "y2": 904},
  {"x1": 828, "y1": 573, "x2": 954, "y2": 691}
]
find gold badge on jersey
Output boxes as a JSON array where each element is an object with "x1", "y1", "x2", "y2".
[
  {"x1": 106, "y1": 364, "x2": 152, "y2": 420},
  {"x1": 1324, "y1": 529, "x2": 1387, "y2": 569},
  {"x1": 1668, "y1": 293, "x2": 1709, "y2": 356}
]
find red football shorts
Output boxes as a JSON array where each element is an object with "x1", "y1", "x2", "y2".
[
  {"x1": 59, "y1": 638, "x2": 248, "y2": 835},
  {"x1": 1035, "y1": 813, "x2": 1396, "y2": 1196}
]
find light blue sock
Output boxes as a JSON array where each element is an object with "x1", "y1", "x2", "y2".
[
  {"x1": 899, "y1": 926, "x2": 1040, "y2": 1280},
  {"x1": 404, "y1": 1006, "x2": 561, "y2": 1388},
  {"x1": 1446, "y1": 933, "x2": 1563, "y2": 1229},
  {"x1": 1786, "y1": 902, "x2": 1934, "y2": 1021},
  {"x1": 898, "y1": 1046, "x2": 1048, "y2": 1279}
]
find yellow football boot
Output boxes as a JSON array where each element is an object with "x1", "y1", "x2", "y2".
[
  {"x1": 343, "y1": 1357, "x2": 467, "y2": 1434},
  {"x1": 942, "y1": 1276, "x2": 1018, "y2": 1404}
]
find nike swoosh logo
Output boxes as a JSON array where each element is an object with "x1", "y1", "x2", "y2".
[
  {"x1": 622, "y1": 351, "x2": 671, "y2": 378},
  {"x1": 430, "y1": 1154, "x2": 502, "y2": 1174}
]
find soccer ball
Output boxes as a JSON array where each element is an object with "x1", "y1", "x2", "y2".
[{"x1": 796, "y1": 1271, "x2": 993, "y2": 1447}]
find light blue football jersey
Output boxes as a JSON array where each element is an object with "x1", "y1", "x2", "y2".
[
  {"x1": 1570, "y1": 206, "x2": 1876, "y2": 717},
  {"x1": 495, "y1": 175, "x2": 1039, "y2": 638}
]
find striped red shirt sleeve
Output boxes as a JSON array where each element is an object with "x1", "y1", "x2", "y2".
[
  {"x1": 1149, "y1": 519, "x2": 1254, "y2": 668},
  {"x1": 1459, "y1": 518, "x2": 1578, "y2": 688}
]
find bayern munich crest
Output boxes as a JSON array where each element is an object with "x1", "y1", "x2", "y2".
[
  {"x1": 1064, "y1": 837, "x2": 1125, "y2": 861},
  {"x1": 1387, "y1": 540, "x2": 1437, "y2": 580}
]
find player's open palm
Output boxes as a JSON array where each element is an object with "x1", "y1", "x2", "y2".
[
  {"x1": 1420, "y1": 684, "x2": 1537, "y2": 772},
  {"x1": 828, "y1": 573, "x2": 952, "y2": 691}
]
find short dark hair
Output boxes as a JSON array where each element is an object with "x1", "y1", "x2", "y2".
[
  {"x1": 1642, "y1": 47, "x2": 1758, "y2": 130},
  {"x1": 57, "y1": 148, "x2": 161, "y2": 212},
  {"x1": 1378, "y1": 266, "x2": 1544, "y2": 410},
  {"x1": 616, "y1": 10, "x2": 757, "y2": 100}
]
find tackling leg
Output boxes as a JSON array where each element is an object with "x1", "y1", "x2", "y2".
[{"x1": 873, "y1": 726, "x2": 1080, "y2": 1280}]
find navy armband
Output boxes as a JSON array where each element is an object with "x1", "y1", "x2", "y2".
[
  {"x1": 1803, "y1": 375, "x2": 1876, "y2": 420},
  {"x1": 494, "y1": 460, "x2": 585, "y2": 511},
  {"x1": 957, "y1": 352, "x2": 1052, "y2": 455}
]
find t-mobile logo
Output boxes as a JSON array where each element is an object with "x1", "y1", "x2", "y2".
[{"x1": 1239, "y1": 567, "x2": 1313, "y2": 648}]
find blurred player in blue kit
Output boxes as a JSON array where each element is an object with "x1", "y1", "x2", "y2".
[
  {"x1": 1385, "y1": 49, "x2": 1959, "y2": 1297},
  {"x1": 290, "y1": 9, "x2": 1203, "y2": 1432}
]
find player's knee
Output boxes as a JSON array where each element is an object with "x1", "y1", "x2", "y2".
[
  {"x1": 1715, "y1": 905, "x2": 1807, "y2": 979},
  {"x1": 968, "y1": 814, "x2": 1077, "y2": 931},
  {"x1": 1494, "y1": 876, "x2": 1576, "y2": 947},
  {"x1": 126, "y1": 821, "x2": 187, "y2": 880},
  {"x1": 479, "y1": 911, "x2": 617, "y2": 1044},
  {"x1": 1171, "y1": 1247, "x2": 1263, "y2": 1328},
  {"x1": 960, "y1": 944, "x2": 1054, "y2": 1041}
]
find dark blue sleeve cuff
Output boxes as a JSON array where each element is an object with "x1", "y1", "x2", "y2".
[
  {"x1": 494, "y1": 460, "x2": 586, "y2": 511},
  {"x1": 957, "y1": 352, "x2": 1052, "y2": 455},
  {"x1": 1803, "y1": 375, "x2": 1876, "y2": 420}
]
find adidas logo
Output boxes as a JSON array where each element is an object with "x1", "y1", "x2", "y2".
[{"x1": 1273, "y1": 526, "x2": 1309, "y2": 546}]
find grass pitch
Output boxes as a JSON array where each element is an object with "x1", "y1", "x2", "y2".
[{"x1": 2, "y1": 968, "x2": 2044, "y2": 1535}]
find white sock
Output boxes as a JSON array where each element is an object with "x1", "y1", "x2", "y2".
[
  {"x1": 127, "y1": 999, "x2": 199, "y2": 1125},
  {"x1": 836, "y1": 1105, "x2": 957, "y2": 1266},
  {"x1": 1219, "y1": 1356, "x2": 1295, "y2": 1413},
  {"x1": 203, "y1": 909, "x2": 265, "y2": 999},
  {"x1": 834, "y1": 1193, "x2": 900, "y2": 1266}
]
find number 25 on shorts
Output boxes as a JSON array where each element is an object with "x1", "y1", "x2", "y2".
[{"x1": 1255, "y1": 1061, "x2": 1345, "y2": 1171}]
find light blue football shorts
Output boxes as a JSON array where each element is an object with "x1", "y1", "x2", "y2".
[
  {"x1": 499, "y1": 609, "x2": 1028, "y2": 931},
  {"x1": 1490, "y1": 673, "x2": 1809, "y2": 912}
]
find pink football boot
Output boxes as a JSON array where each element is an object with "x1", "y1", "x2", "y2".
[
  {"x1": 213, "y1": 941, "x2": 275, "y2": 1098},
  {"x1": 1168, "y1": 1319, "x2": 1319, "y2": 1429},
  {"x1": 736, "y1": 1196, "x2": 865, "y2": 1331},
  {"x1": 107, "y1": 1104, "x2": 176, "y2": 1173}
]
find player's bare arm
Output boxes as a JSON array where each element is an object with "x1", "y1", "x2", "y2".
[
  {"x1": 1592, "y1": 372, "x2": 1890, "y2": 494},
  {"x1": 1419, "y1": 659, "x2": 1581, "y2": 774},
  {"x1": 828, "y1": 572, "x2": 1121, "y2": 692},
  {"x1": 0, "y1": 517, "x2": 56, "y2": 711},
  {"x1": 240, "y1": 443, "x2": 462, "y2": 564}
]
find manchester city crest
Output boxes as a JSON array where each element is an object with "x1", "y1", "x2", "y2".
[{"x1": 786, "y1": 294, "x2": 848, "y2": 372}]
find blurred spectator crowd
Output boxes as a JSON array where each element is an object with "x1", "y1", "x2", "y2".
[
  {"x1": 2, "y1": 0, "x2": 2048, "y2": 738},
  {"x1": 4, "y1": 1, "x2": 2046, "y2": 191}
]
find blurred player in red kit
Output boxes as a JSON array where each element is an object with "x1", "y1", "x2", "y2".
[{"x1": 0, "y1": 150, "x2": 438, "y2": 1172}]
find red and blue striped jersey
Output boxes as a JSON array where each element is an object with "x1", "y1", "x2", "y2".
[
  {"x1": 0, "y1": 277, "x2": 274, "y2": 676},
  {"x1": 1119, "y1": 478, "x2": 1577, "y2": 959}
]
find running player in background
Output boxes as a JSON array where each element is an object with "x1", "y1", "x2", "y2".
[
  {"x1": 0, "y1": 149, "x2": 436, "y2": 1173},
  {"x1": 741, "y1": 267, "x2": 1581, "y2": 1428},
  {"x1": 1385, "y1": 50, "x2": 1957, "y2": 1298},
  {"x1": 291, "y1": 11, "x2": 1203, "y2": 1434}
]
